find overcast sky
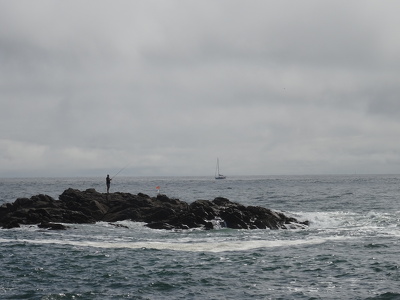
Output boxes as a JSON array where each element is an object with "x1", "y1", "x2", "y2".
[{"x1": 1, "y1": 1, "x2": 400, "y2": 177}]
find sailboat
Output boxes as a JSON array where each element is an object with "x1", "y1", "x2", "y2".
[{"x1": 215, "y1": 158, "x2": 226, "y2": 179}]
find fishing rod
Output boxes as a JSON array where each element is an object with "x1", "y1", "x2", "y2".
[{"x1": 111, "y1": 163, "x2": 131, "y2": 179}]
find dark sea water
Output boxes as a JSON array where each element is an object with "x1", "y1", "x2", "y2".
[{"x1": 1, "y1": 175, "x2": 400, "y2": 299}]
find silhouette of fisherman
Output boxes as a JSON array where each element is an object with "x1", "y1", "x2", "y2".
[{"x1": 106, "y1": 174, "x2": 112, "y2": 193}]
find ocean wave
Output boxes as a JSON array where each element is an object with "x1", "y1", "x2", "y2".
[{"x1": 0, "y1": 235, "x2": 349, "y2": 253}]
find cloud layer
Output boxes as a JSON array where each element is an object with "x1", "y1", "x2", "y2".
[{"x1": 1, "y1": 1, "x2": 400, "y2": 177}]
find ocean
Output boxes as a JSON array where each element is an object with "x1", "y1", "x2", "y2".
[{"x1": 1, "y1": 175, "x2": 400, "y2": 299}]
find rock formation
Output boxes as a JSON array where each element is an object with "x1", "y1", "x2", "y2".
[{"x1": 0, "y1": 188, "x2": 309, "y2": 230}]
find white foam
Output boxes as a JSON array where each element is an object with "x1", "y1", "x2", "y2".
[
  {"x1": 299, "y1": 211, "x2": 356, "y2": 228},
  {"x1": 0, "y1": 235, "x2": 349, "y2": 253}
]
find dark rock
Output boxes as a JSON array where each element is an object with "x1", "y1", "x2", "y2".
[
  {"x1": 3, "y1": 219, "x2": 21, "y2": 229},
  {"x1": 190, "y1": 200, "x2": 217, "y2": 220},
  {"x1": 146, "y1": 222, "x2": 176, "y2": 230},
  {"x1": 146, "y1": 207, "x2": 177, "y2": 222},
  {"x1": 109, "y1": 223, "x2": 129, "y2": 229},
  {"x1": 137, "y1": 192, "x2": 150, "y2": 198},
  {"x1": 213, "y1": 197, "x2": 231, "y2": 206},
  {"x1": 220, "y1": 208, "x2": 249, "y2": 229},
  {"x1": 102, "y1": 207, "x2": 141, "y2": 222},
  {"x1": 0, "y1": 188, "x2": 308, "y2": 231},
  {"x1": 204, "y1": 221, "x2": 214, "y2": 230},
  {"x1": 38, "y1": 222, "x2": 68, "y2": 230}
]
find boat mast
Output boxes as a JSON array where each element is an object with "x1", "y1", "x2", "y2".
[{"x1": 215, "y1": 158, "x2": 226, "y2": 179}]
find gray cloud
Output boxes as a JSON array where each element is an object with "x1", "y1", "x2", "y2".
[{"x1": 1, "y1": 1, "x2": 400, "y2": 177}]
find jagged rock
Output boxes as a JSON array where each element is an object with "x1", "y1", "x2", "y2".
[
  {"x1": 38, "y1": 222, "x2": 68, "y2": 230},
  {"x1": 0, "y1": 188, "x2": 308, "y2": 230},
  {"x1": 109, "y1": 223, "x2": 129, "y2": 229},
  {"x1": 3, "y1": 219, "x2": 21, "y2": 229}
]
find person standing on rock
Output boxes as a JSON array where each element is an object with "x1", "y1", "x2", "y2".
[{"x1": 106, "y1": 174, "x2": 112, "y2": 193}]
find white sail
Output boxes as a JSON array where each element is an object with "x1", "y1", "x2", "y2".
[{"x1": 215, "y1": 158, "x2": 226, "y2": 179}]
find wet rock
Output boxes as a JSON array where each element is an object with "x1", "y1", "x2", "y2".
[
  {"x1": 0, "y1": 188, "x2": 308, "y2": 231},
  {"x1": 38, "y1": 222, "x2": 68, "y2": 230}
]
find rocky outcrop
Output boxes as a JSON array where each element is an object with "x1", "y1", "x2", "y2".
[{"x1": 0, "y1": 188, "x2": 309, "y2": 230}]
